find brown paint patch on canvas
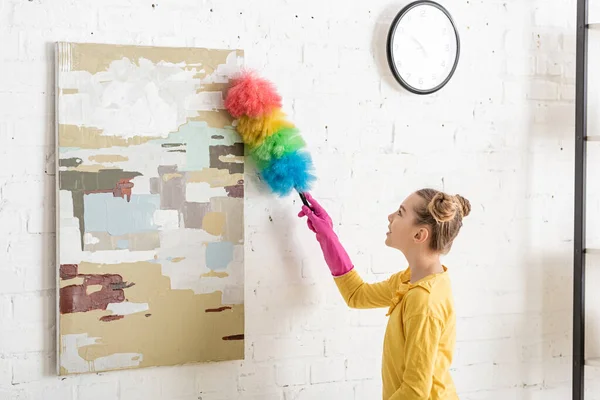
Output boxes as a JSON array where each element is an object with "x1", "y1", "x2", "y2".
[
  {"x1": 160, "y1": 175, "x2": 185, "y2": 210},
  {"x1": 60, "y1": 158, "x2": 83, "y2": 168},
  {"x1": 157, "y1": 165, "x2": 178, "y2": 174},
  {"x1": 182, "y1": 202, "x2": 210, "y2": 229},
  {"x1": 59, "y1": 261, "x2": 244, "y2": 372},
  {"x1": 83, "y1": 178, "x2": 134, "y2": 202},
  {"x1": 71, "y1": 191, "x2": 85, "y2": 248},
  {"x1": 59, "y1": 273, "x2": 133, "y2": 314},
  {"x1": 60, "y1": 264, "x2": 79, "y2": 280},
  {"x1": 209, "y1": 144, "x2": 244, "y2": 174},
  {"x1": 171, "y1": 257, "x2": 185, "y2": 263},
  {"x1": 157, "y1": 166, "x2": 185, "y2": 210},
  {"x1": 202, "y1": 212, "x2": 226, "y2": 236},
  {"x1": 100, "y1": 315, "x2": 124, "y2": 322},
  {"x1": 149, "y1": 177, "x2": 160, "y2": 194},
  {"x1": 58, "y1": 124, "x2": 158, "y2": 149},
  {"x1": 62, "y1": 88, "x2": 79, "y2": 95},
  {"x1": 60, "y1": 170, "x2": 141, "y2": 192},
  {"x1": 222, "y1": 334, "x2": 244, "y2": 341},
  {"x1": 224, "y1": 184, "x2": 244, "y2": 198},
  {"x1": 113, "y1": 178, "x2": 134, "y2": 202},
  {"x1": 205, "y1": 306, "x2": 231, "y2": 313}
]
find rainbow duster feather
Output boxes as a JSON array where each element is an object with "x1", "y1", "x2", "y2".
[{"x1": 225, "y1": 71, "x2": 315, "y2": 203}]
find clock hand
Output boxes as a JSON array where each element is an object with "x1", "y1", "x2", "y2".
[{"x1": 408, "y1": 35, "x2": 427, "y2": 57}]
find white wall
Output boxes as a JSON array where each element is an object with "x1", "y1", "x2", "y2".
[{"x1": 1, "y1": 0, "x2": 600, "y2": 399}]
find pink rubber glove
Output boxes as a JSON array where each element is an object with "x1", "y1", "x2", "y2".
[{"x1": 298, "y1": 193, "x2": 354, "y2": 277}]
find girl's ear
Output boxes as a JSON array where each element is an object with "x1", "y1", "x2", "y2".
[{"x1": 413, "y1": 227, "x2": 429, "y2": 244}]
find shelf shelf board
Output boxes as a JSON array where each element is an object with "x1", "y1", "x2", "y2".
[{"x1": 586, "y1": 357, "x2": 600, "y2": 367}]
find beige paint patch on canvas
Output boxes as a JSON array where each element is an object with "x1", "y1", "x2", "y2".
[
  {"x1": 211, "y1": 197, "x2": 243, "y2": 244},
  {"x1": 67, "y1": 43, "x2": 242, "y2": 76},
  {"x1": 60, "y1": 276, "x2": 85, "y2": 288},
  {"x1": 202, "y1": 212, "x2": 226, "y2": 236},
  {"x1": 162, "y1": 173, "x2": 183, "y2": 182},
  {"x1": 83, "y1": 232, "x2": 160, "y2": 252},
  {"x1": 59, "y1": 125, "x2": 158, "y2": 149},
  {"x1": 86, "y1": 285, "x2": 103, "y2": 295},
  {"x1": 59, "y1": 261, "x2": 244, "y2": 373},
  {"x1": 187, "y1": 168, "x2": 243, "y2": 187},
  {"x1": 201, "y1": 271, "x2": 229, "y2": 278},
  {"x1": 196, "y1": 83, "x2": 230, "y2": 93},
  {"x1": 218, "y1": 155, "x2": 244, "y2": 164},
  {"x1": 190, "y1": 110, "x2": 235, "y2": 129},
  {"x1": 88, "y1": 155, "x2": 129, "y2": 163}
]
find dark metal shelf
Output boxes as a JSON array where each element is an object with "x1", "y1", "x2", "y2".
[{"x1": 574, "y1": 0, "x2": 588, "y2": 399}]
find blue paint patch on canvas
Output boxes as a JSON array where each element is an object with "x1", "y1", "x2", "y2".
[
  {"x1": 150, "y1": 121, "x2": 243, "y2": 172},
  {"x1": 84, "y1": 193, "x2": 160, "y2": 236},
  {"x1": 206, "y1": 242, "x2": 234, "y2": 271},
  {"x1": 59, "y1": 147, "x2": 81, "y2": 154},
  {"x1": 116, "y1": 239, "x2": 129, "y2": 249}
]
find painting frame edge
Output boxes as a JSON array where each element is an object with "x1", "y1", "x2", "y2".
[{"x1": 53, "y1": 41, "x2": 247, "y2": 376}]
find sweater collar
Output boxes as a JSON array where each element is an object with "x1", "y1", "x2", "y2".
[{"x1": 400, "y1": 265, "x2": 448, "y2": 293}]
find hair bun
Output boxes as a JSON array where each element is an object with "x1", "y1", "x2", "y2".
[
  {"x1": 454, "y1": 194, "x2": 471, "y2": 218},
  {"x1": 428, "y1": 192, "x2": 457, "y2": 223}
]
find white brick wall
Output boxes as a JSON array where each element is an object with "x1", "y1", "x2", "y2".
[{"x1": 1, "y1": 0, "x2": 600, "y2": 399}]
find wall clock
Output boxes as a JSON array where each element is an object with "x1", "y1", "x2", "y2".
[{"x1": 386, "y1": 1, "x2": 460, "y2": 95}]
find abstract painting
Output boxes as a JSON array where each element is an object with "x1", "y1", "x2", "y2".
[{"x1": 55, "y1": 42, "x2": 245, "y2": 375}]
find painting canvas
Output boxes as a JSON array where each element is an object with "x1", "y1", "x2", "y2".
[{"x1": 55, "y1": 42, "x2": 245, "y2": 375}]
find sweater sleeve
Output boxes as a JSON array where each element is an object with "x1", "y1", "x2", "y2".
[
  {"x1": 389, "y1": 314, "x2": 444, "y2": 400},
  {"x1": 333, "y1": 269, "x2": 398, "y2": 309}
]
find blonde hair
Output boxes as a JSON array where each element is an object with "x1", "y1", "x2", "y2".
[{"x1": 414, "y1": 188, "x2": 471, "y2": 254}]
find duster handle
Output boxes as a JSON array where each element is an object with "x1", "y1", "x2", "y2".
[{"x1": 298, "y1": 191, "x2": 313, "y2": 210}]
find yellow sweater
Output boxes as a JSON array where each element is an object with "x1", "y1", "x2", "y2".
[{"x1": 334, "y1": 266, "x2": 458, "y2": 400}]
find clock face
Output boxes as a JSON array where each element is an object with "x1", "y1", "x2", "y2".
[{"x1": 387, "y1": 2, "x2": 459, "y2": 94}]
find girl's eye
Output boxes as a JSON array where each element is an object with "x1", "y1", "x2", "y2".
[{"x1": 398, "y1": 210, "x2": 402, "y2": 216}]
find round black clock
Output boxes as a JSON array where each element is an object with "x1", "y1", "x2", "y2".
[{"x1": 386, "y1": 1, "x2": 460, "y2": 95}]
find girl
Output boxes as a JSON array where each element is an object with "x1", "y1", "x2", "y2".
[{"x1": 298, "y1": 189, "x2": 470, "y2": 400}]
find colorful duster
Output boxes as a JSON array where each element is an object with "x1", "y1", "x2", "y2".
[{"x1": 224, "y1": 71, "x2": 315, "y2": 205}]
